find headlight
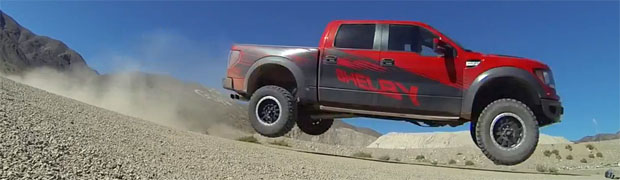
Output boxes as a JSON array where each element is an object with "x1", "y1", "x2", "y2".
[{"x1": 535, "y1": 69, "x2": 555, "y2": 89}]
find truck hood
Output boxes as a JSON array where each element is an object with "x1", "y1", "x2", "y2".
[{"x1": 468, "y1": 52, "x2": 547, "y2": 67}]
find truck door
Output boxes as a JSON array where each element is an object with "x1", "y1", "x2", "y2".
[
  {"x1": 377, "y1": 24, "x2": 463, "y2": 116},
  {"x1": 318, "y1": 23, "x2": 384, "y2": 108}
]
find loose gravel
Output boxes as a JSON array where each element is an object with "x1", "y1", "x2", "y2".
[{"x1": 0, "y1": 77, "x2": 597, "y2": 180}]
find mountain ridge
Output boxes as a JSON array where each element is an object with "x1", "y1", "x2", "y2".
[
  {"x1": 0, "y1": 10, "x2": 96, "y2": 75},
  {"x1": 575, "y1": 130, "x2": 620, "y2": 143}
]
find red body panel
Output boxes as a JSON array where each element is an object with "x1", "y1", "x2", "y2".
[{"x1": 319, "y1": 20, "x2": 558, "y2": 100}]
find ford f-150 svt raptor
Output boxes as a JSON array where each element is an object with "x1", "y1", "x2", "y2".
[{"x1": 223, "y1": 20, "x2": 563, "y2": 165}]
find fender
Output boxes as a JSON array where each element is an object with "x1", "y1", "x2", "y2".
[
  {"x1": 244, "y1": 56, "x2": 308, "y2": 101},
  {"x1": 460, "y1": 67, "x2": 545, "y2": 120}
]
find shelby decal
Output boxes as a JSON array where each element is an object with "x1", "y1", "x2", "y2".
[{"x1": 336, "y1": 68, "x2": 419, "y2": 106}]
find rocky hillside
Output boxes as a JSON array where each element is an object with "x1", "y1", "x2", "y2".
[
  {"x1": 576, "y1": 131, "x2": 620, "y2": 143},
  {"x1": 367, "y1": 131, "x2": 572, "y2": 149},
  {"x1": 0, "y1": 11, "x2": 379, "y2": 147},
  {"x1": 0, "y1": 10, "x2": 96, "y2": 75}
]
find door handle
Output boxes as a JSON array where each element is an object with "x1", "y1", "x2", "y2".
[
  {"x1": 324, "y1": 56, "x2": 337, "y2": 64},
  {"x1": 380, "y1": 58, "x2": 394, "y2": 66}
]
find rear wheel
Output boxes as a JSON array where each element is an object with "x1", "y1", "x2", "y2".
[
  {"x1": 470, "y1": 121, "x2": 480, "y2": 148},
  {"x1": 297, "y1": 113, "x2": 333, "y2": 135},
  {"x1": 475, "y1": 98, "x2": 539, "y2": 165},
  {"x1": 248, "y1": 85, "x2": 296, "y2": 137}
]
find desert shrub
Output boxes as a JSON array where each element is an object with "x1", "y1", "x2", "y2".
[
  {"x1": 236, "y1": 136, "x2": 259, "y2": 144},
  {"x1": 549, "y1": 167, "x2": 559, "y2": 174},
  {"x1": 543, "y1": 150, "x2": 552, "y2": 157},
  {"x1": 566, "y1": 155, "x2": 573, "y2": 160},
  {"x1": 415, "y1": 155, "x2": 425, "y2": 160},
  {"x1": 588, "y1": 154, "x2": 595, "y2": 158},
  {"x1": 536, "y1": 164, "x2": 547, "y2": 172},
  {"x1": 555, "y1": 154, "x2": 562, "y2": 160},
  {"x1": 565, "y1": 145, "x2": 573, "y2": 151},
  {"x1": 465, "y1": 160, "x2": 475, "y2": 166},
  {"x1": 431, "y1": 160, "x2": 438, "y2": 166},
  {"x1": 586, "y1": 144, "x2": 595, "y2": 150},
  {"x1": 377, "y1": 155, "x2": 390, "y2": 161},
  {"x1": 269, "y1": 139, "x2": 290, "y2": 147},
  {"x1": 551, "y1": 149, "x2": 559, "y2": 156},
  {"x1": 448, "y1": 159, "x2": 457, "y2": 165},
  {"x1": 596, "y1": 152, "x2": 603, "y2": 158},
  {"x1": 580, "y1": 158, "x2": 587, "y2": 163},
  {"x1": 352, "y1": 152, "x2": 372, "y2": 158},
  {"x1": 393, "y1": 158, "x2": 401, "y2": 162},
  {"x1": 456, "y1": 152, "x2": 463, "y2": 155}
]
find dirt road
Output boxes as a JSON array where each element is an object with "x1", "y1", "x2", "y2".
[{"x1": 0, "y1": 77, "x2": 601, "y2": 179}]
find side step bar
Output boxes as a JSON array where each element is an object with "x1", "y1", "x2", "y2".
[{"x1": 319, "y1": 105, "x2": 459, "y2": 121}]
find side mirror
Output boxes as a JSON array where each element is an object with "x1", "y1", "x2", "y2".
[
  {"x1": 433, "y1": 38, "x2": 446, "y2": 55},
  {"x1": 433, "y1": 38, "x2": 454, "y2": 58}
]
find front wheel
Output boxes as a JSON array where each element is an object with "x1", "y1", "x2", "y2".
[
  {"x1": 248, "y1": 85, "x2": 296, "y2": 137},
  {"x1": 475, "y1": 98, "x2": 539, "y2": 165}
]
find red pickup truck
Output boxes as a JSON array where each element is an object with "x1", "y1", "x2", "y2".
[{"x1": 223, "y1": 20, "x2": 563, "y2": 165}]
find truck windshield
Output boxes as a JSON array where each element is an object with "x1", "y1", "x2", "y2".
[
  {"x1": 442, "y1": 33, "x2": 471, "y2": 52},
  {"x1": 429, "y1": 26, "x2": 472, "y2": 52}
]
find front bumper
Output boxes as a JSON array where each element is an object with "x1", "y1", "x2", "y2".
[{"x1": 540, "y1": 99, "x2": 563, "y2": 125}]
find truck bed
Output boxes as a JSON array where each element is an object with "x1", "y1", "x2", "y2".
[{"x1": 225, "y1": 44, "x2": 320, "y2": 103}]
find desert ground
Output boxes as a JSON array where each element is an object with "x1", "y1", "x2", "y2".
[{"x1": 2, "y1": 76, "x2": 617, "y2": 180}]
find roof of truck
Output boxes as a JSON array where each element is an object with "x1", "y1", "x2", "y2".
[{"x1": 330, "y1": 20, "x2": 429, "y2": 26}]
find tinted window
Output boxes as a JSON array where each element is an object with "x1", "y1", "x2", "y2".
[
  {"x1": 388, "y1": 25, "x2": 438, "y2": 56},
  {"x1": 334, "y1": 24, "x2": 375, "y2": 49}
]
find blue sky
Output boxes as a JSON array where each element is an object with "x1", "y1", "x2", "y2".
[{"x1": 1, "y1": 1, "x2": 618, "y2": 141}]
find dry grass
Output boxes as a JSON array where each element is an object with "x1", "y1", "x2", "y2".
[
  {"x1": 549, "y1": 167, "x2": 559, "y2": 174},
  {"x1": 536, "y1": 164, "x2": 547, "y2": 172},
  {"x1": 377, "y1": 155, "x2": 390, "y2": 161},
  {"x1": 586, "y1": 144, "x2": 596, "y2": 150},
  {"x1": 565, "y1": 145, "x2": 573, "y2": 151},
  {"x1": 269, "y1": 139, "x2": 290, "y2": 147},
  {"x1": 551, "y1": 149, "x2": 559, "y2": 156},
  {"x1": 465, "y1": 160, "x2": 475, "y2": 166},
  {"x1": 352, "y1": 152, "x2": 372, "y2": 158},
  {"x1": 596, "y1": 152, "x2": 603, "y2": 158},
  {"x1": 236, "y1": 136, "x2": 259, "y2": 144},
  {"x1": 543, "y1": 150, "x2": 552, "y2": 157}
]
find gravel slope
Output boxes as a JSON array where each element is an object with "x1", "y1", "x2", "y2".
[{"x1": 0, "y1": 77, "x2": 597, "y2": 180}]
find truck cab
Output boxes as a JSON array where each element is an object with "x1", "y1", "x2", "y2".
[{"x1": 223, "y1": 20, "x2": 563, "y2": 165}]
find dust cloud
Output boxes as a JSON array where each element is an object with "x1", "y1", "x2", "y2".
[{"x1": 5, "y1": 67, "x2": 251, "y2": 138}]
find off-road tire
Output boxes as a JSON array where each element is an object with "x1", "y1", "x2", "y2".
[
  {"x1": 470, "y1": 121, "x2": 480, "y2": 149},
  {"x1": 297, "y1": 113, "x2": 333, "y2": 135},
  {"x1": 248, "y1": 85, "x2": 296, "y2": 137},
  {"x1": 475, "y1": 98, "x2": 539, "y2": 165}
]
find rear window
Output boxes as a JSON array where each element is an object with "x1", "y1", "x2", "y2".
[{"x1": 334, "y1": 24, "x2": 375, "y2": 49}]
